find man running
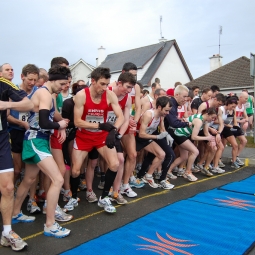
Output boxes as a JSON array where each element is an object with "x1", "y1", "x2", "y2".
[
  {"x1": 12, "y1": 65, "x2": 71, "y2": 238},
  {"x1": 72, "y1": 67, "x2": 124, "y2": 213}
]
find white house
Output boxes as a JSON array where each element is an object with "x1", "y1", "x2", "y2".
[
  {"x1": 94, "y1": 39, "x2": 193, "y2": 90},
  {"x1": 69, "y1": 59, "x2": 95, "y2": 84}
]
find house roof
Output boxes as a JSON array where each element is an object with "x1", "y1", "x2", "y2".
[
  {"x1": 185, "y1": 56, "x2": 253, "y2": 90},
  {"x1": 99, "y1": 40, "x2": 193, "y2": 85},
  {"x1": 69, "y1": 59, "x2": 95, "y2": 71}
]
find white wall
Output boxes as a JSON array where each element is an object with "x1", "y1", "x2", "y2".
[
  {"x1": 152, "y1": 45, "x2": 191, "y2": 90},
  {"x1": 71, "y1": 62, "x2": 92, "y2": 84}
]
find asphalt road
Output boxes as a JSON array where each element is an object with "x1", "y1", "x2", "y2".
[{"x1": 1, "y1": 165, "x2": 255, "y2": 255}]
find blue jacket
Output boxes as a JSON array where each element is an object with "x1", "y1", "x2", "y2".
[{"x1": 164, "y1": 97, "x2": 189, "y2": 129}]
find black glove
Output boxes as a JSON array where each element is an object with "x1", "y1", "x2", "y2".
[
  {"x1": 99, "y1": 122, "x2": 116, "y2": 132},
  {"x1": 106, "y1": 129, "x2": 116, "y2": 149}
]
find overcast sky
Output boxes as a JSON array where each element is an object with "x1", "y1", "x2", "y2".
[{"x1": 1, "y1": 0, "x2": 254, "y2": 85}]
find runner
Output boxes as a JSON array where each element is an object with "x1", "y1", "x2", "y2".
[
  {"x1": 12, "y1": 65, "x2": 71, "y2": 238},
  {"x1": 7, "y1": 64, "x2": 40, "y2": 213},
  {"x1": 0, "y1": 76, "x2": 33, "y2": 251},
  {"x1": 72, "y1": 67, "x2": 124, "y2": 213},
  {"x1": 135, "y1": 96, "x2": 175, "y2": 189},
  {"x1": 242, "y1": 89, "x2": 254, "y2": 137},
  {"x1": 167, "y1": 108, "x2": 217, "y2": 182}
]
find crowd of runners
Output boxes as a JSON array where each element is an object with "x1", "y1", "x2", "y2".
[{"x1": 0, "y1": 57, "x2": 254, "y2": 251}]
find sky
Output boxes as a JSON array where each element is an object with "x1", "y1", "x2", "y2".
[{"x1": 1, "y1": 0, "x2": 254, "y2": 85}]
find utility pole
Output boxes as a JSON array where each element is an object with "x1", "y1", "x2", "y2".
[{"x1": 160, "y1": 16, "x2": 163, "y2": 38}]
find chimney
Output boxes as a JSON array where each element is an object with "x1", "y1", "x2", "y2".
[
  {"x1": 209, "y1": 54, "x2": 222, "y2": 71},
  {"x1": 96, "y1": 46, "x2": 105, "y2": 67},
  {"x1": 159, "y1": 37, "x2": 167, "y2": 43}
]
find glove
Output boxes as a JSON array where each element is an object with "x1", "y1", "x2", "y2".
[
  {"x1": 156, "y1": 131, "x2": 168, "y2": 140},
  {"x1": 99, "y1": 122, "x2": 116, "y2": 132},
  {"x1": 166, "y1": 134, "x2": 174, "y2": 147},
  {"x1": 105, "y1": 129, "x2": 116, "y2": 149}
]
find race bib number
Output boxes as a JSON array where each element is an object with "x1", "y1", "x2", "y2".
[
  {"x1": 106, "y1": 111, "x2": 117, "y2": 124},
  {"x1": 19, "y1": 112, "x2": 29, "y2": 122},
  {"x1": 85, "y1": 115, "x2": 104, "y2": 132},
  {"x1": 245, "y1": 102, "x2": 250, "y2": 109}
]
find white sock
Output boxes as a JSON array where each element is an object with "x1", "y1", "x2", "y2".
[
  {"x1": 44, "y1": 200, "x2": 47, "y2": 207},
  {"x1": 146, "y1": 173, "x2": 152, "y2": 178},
  {"x1": 2, "y1": 225, "x2": 12, "y2": 236}
]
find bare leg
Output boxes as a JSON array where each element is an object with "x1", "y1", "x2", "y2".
[{"x1": 0, "y1": 172, "x2": 14, "y2": 225}]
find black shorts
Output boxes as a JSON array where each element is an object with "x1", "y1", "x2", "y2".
[
  {"x1": 0, "y1": 132, "x2": 14, "y2": 171},
  {"x1": 247, "y1": 113, "x2": 254, "y2": 117},
  {"x1": 221, "y1": 126, "x2": 234, "y2": 138},
  {"x1": 168, "y1": 128, "x2": 190, "y2": 145},
  {"x1": 88, "y1": 148, "x2": 99, "y2": 160},
  {"x1": 231, "y1": 126, "x2": 244, "y2": 137},
  {"x1": 135, "y1": 136, "x2": 153, "y2": 152},
  {"x1": 9, "y1": 129, "x2": 25, "y2": 153}
]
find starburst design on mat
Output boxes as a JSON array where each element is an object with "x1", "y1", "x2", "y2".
[
  {"x1": 135, "y1": 232, "x2": 199, "y2": 255},
  {"x1": 215, "y1": 197, "x2": 255, "y2": 210}
]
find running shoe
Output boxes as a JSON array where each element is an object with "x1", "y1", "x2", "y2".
[
  {"x1": 159, "y1": 180, "x2": 175, "y2": 190},
  {"x1": 12, "y1": 211, "x2": 35, "y2": 224},
  {"x1": 218, "y1": 160, "x2": 225, "y2": 168},
  {"x1": 27, "y1": 199, "x2": 41, "y2": 214},
  {"x1": 110, "y1": 192, "x2": 128, "y2": 205},
  {"x1": 211, "y1": 167, "x2": 225, "y2": 174},
  {"x1": 129, "y1": 177, "x2": 145, "y2": 188},
  {"x1": 55, "y1": 205, "x2": 73, "y2": 222},
  {"x1": 98, "y1": 181, "x2": 105, "y2": 190},
  {"x1": 86, "y1": 191, "x2": 98, "y2": 203},
  {"x1": 236, "y1": 157, "x2": 244, "y2": 166},
  {"x1": 64, "y1": 198, "x2": 79, "y2": 211},
  {"x1": 79, "y1": 179, "x2": 87, "y2": 190},
  {"x1": 120, "y1": 185, "x2": 137, "y2": 197},
  {"x1": 98, "y1": 196, "x2": 116, "y2": 213},
  {"x1": 144, "y1": 175, "x2": 159, "y2": 188},
  {"x1": 177, "y1": 168, "x2": 185, "y2": 177},
  {"x1": 183, "y1": 172, "x2": 198, "y2": 182},
  {"x1": 231, "y1": 161, "x2": 240, "y2": 169},
  {"x1": 0, "y1": 231, "x2": 28, "y2": 251},
  {"x1": 167, "y1": 172, "x2": 177, "y2": 180},
  {"x1": 44, "y1": 222, "x2": 70, "y2": 238},
  {"x1": 200, "y1": 167, "x2": 213, "y2": 177},
  {"x1": 63, "y1": 190, "x2": 72, "y2": 202},
  {"x1": 191, "y1": 164, "x2": 200, "y2": 173}
]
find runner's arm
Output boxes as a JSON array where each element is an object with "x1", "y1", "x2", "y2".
[
  {"x1": 118, "y1": 96, "x2": 131, "y2": 136},
  {"x1": 108, "y1": 90, "x2": 124, "y2": 130},
  {"x1": 133, "y1": 84, "x2": 141, "y2": 123},
  {"x1": 138, "y1": 112, "x2": 157, "y2": 140}
]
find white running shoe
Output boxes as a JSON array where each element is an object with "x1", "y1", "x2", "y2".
[
  {"x1": 183, "y1": 172, "x2": 198, "y2": 182},
  {"x1": 64, "y1": 198, "x2": 79, "y2": 211},
  {"x1": 27, "y1": 199, "x2": 41, "y2": 214},
  {"x1": 86, "y1": 191, "x2": 98, "y2": 203},
  {"x1": 167, "y1": 172, "x2": 177, "y2": 180},
  {"x1": 44, "y1": 222, "x2": 70, "y2": 238},
  {"x1": 98, "y1": 196, "x2": 116, "y2": 213},
  {"x1": 12, "y1": 211, "x2": 35, "y2": 224},
  {"x1": 144, "y1": 174, "x2": 159, "y2": 188},
  {"x1": 211, "y1": 167, "x2": 225, "y2": 174},
  {"x1": 159, "y1": 180, "x2": 175, "y2": 190},
  {"x1": 120, "y1": 184, "x2": 137, "y2": 197},
  {"x1": 0, "y1": 231, "x2": 28, "y2": 251}
]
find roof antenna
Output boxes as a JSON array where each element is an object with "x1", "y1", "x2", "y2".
[
  {"x1": 219, "y1": 26, "x2": 222, "y2": 60},
  {"x1": 160, "y1": 15, "x2": 163, "y2": 38}
]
